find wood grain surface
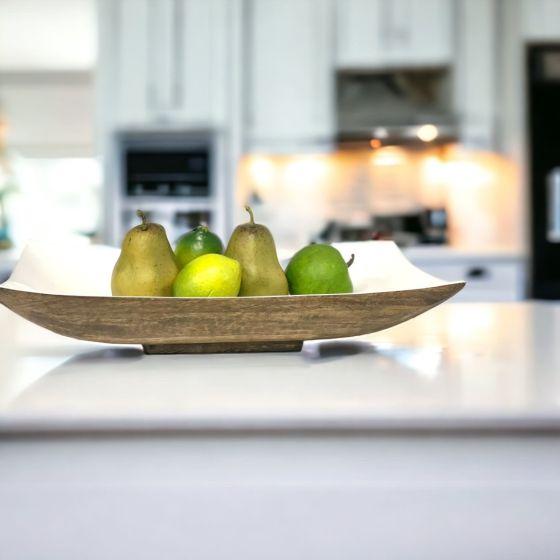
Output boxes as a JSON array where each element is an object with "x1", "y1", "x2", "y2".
[{"x1": 0, "y1": 283, "x2": 464, "y2": 352}]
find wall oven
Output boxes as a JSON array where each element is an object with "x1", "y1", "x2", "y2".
[{"x1": 105, "y1": 129, "x2": 229, "y2": 247}]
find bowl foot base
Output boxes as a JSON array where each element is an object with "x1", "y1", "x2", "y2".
[{"x1": 142, "y1": 340, "x2": 304, "y2": 354}]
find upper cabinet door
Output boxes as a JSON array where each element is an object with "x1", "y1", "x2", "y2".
[
  {"x1": 336, "y1": 0, "x2": 453, "y2": 69},
  {"x1": 247, "y1": 0, "x2": 334, "y2": 149},
  {"x1": 147, "y1": 0, "x2": 231, "y2": 125},
  {"x1": 105, "y1": 0, "x2": 230, "y2": 127},
  {"x1": 109, "y1": 0, "x2": 176, "y2": 126},
  {"x1": 336, "y1": 0, "x2": 385, "y2": 68},
  {"x1": 522, "y1": 0, "x2": 560, "y2": 40},
  {"x1": 148, "y1": 0, "x2": 177, "y2": 116},
  {"x1": 454, "y1": 0, "x2": 497, "y2": 149},
  {"x1": 388, "y1": 0, "x2": 453, "y2": 66},
  {"x1": 112, "y1": 0, "x2": 151, "y2": 125},
  {"x1": 175, "y1": 0, "x2": 230, "y2": 125}
]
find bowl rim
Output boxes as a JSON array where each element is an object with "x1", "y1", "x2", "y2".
[{"x1": 0, "y1": 281, "x2": 466, "y2": 301}]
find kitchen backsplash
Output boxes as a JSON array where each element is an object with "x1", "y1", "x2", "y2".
[{"x1": 237, "y1": 146, "x2": 522, "y2": 251}]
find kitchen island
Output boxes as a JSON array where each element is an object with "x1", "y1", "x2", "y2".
[{"x1": 1, "y1": 302, "x2": 560, "y2": 559}]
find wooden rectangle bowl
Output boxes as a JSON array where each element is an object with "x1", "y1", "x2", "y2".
[{"x1": 0, "y1": 282, "x2": 464, "y2": 353}]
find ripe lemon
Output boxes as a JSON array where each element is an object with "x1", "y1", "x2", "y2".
[{"x1": 173, "y1": 253, "x2": 241, "y2": 297}]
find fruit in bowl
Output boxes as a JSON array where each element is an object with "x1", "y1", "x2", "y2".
[
  {"x1": 175, "y1": 225, "x2": 224, "y2": 268},
  {"x1": 173, "y1": 254, "x2": 241, "y2": 297},
  {"x1": 286, "y1": 244, "x2": 354, "y2": 295},
  {"x1": 111, "y1": 207, "x2": 355, "y2": 298},
  {"x1": 225, "y1": 206, "x2": 288, "y2": 296},
  {"x1": 111, "y1": 211, "x2": 179, "y2": 297}
]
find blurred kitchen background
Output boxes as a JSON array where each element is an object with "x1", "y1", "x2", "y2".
[{"x1": 2, "y1": 0, "x2": 560, "y2": 301}]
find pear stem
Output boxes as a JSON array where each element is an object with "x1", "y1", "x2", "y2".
[
  {"x1": 137, "y1": 210, "x2": 148, "y2": 231},
  {"x1": 244, "y1": 205, "x2": 255, "y2": 224},
  {"x1": 346, "y1": 254, "x2": 355, "y2": 268}
]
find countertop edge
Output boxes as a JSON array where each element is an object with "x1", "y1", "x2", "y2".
[{"x1": 3, "y1": 413, "x2": 560, "y2": 437}]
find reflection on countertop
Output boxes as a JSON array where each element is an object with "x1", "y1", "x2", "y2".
[{"x1": 1, "y1": 301, "x2": 560, "y2": 433}]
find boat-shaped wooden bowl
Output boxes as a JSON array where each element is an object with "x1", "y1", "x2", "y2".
[{"x1": 0, "y1": 241, "x2": 465, "y2": 354}]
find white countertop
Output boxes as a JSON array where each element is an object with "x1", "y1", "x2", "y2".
[{"x1": 1, "y1": 301, "x2": 560, "y2": 434}]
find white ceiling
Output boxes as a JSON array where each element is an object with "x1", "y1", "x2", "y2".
[{"x1": 0, "y1": 0, "x2": 96, "y2": 71}]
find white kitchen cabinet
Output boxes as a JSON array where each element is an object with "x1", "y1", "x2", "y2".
[
  {"x1": 454, "y1": 0, "x2": 497, "y2": 149},
  {"x1": 177, "y1": 0, "x2": 229, "y2": 125},
  {"x1": 404, "y1": 247, "x2": 527, "y2": 302},
  {"x1": 111, "y1": 0, "x2": 151, "y2": 125},
  {"x1": 335, "y1": 0, "x2": 453, "y2": 70},
  {"x1": 4, "y1": 436, "x2": 560, "y2": 559},
  {"x1": 246, "y1": 0, "x2": 334, "y2": 150},
  {"x1": 420, "y1": 262, "x2": 525, "y2": 302},
  {"x1": 335, "y1": 0, "x2": 384, "y2": 69},
  {"x1": 102, "y1": 0, "x2": 230, "y2": 128},
  {"x1": 522, "y1": 0, "x2": 560, "y2": 40},
  {"x1": 148, "y1": 0, "x2": 176, "y2": 118}
]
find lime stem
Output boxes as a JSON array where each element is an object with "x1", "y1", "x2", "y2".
[
  {"x1": 244, "y1": 205, "x2": 255, "y2": 224},
  {"x1": 346, "y1": 254, "x2": 355, "y2": 268},
  {"x1": 137, "y1": 210, "x2": 148, "y2": 231}
]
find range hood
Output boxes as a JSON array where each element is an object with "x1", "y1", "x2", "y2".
[{"x1": 336, "y1": 69, "x2": 458, "y2": 147}]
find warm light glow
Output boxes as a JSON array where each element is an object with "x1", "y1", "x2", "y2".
[
  {"x1": 248, "y1": 156, "x2": 276, "y2": 188},
  {"x1": 373, "y1": 127, "x2": 389, "y2": 139},
  {"x1": 420, "y1": 151, "x2": 496, "y2": 190},
  {"x1": 436, "y1": 148, "x2": 519, "y2": 247},
  {"x1": 417, "y1": 124, "x2": 439, "y2": 142},
  {"x1": 370, "y1": 146, "x2": 407, "y2": 167},
  {"x1": 369, "y1": 139, "x2": 382, "y2": 149},
  {"x1": 445, "y1": 160, "x2": 494, "y2": 187},
  {"x1": 238, "y1": 146, "x2": 520, "y2": 251},
  {"x1": 422, "y1": 155, "x2": 446, "y2": 182},
  {"x1": 420, "y1": 155, "x2": 447, "y2": 208},
  {"x1": 446, "y1": 305, "x2": 498, "y2": 342},
  {"x1": 283, "y1": 156, "x2": 328, "y2": 187}
]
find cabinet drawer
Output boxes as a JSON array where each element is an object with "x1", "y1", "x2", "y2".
[{"x1": 414, "y1": 262, "x2": 525, "y2": 302}]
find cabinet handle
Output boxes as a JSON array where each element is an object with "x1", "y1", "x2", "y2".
[
  {"x1": 466, "y1": 267, "x2": 489, "y2": 279},
  {"x1": 547, "y1": 167, "x2": 560, "y2": 243},
  {"x1": 172, "y1": 0, "x2": 184, "y2": 111}
]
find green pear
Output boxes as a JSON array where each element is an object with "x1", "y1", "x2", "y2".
[
  {"x1": 225, "y1": 206, "x2": 288, "y2": 296},
  {"x1": 111, "y1": 210, "x2": 179, "y2": 297}
]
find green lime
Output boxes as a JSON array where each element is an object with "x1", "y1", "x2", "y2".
[
  {"x1": 173, "y1": 254, "x2": 241, "y2": 297},
  {"x1": 286, "y1": 244, "x2": 353, "y2": 295},
  {"x1": 175, "y1": 225, "x2": 223, "y2": 268}
]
